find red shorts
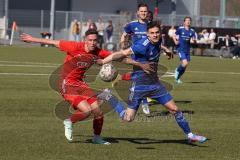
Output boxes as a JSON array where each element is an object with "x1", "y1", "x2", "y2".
[{"x1": 61, "y1": 80, "x2": 98, "y2": 109}]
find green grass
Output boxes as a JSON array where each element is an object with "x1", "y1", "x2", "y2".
[{"x1": 0, "y1": 46, "x2": 240, "y2": 160}]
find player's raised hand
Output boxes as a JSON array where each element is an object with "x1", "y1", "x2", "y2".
[{"x1": 20, "y1": 33, "x2": 34, "y2": 43}]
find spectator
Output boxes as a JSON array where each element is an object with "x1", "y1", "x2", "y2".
[
  {"x1": 203, "y1": 29, "x2": 209, "y2": 41},
  {"x1": 89, "y1": 22, "x2": 97, "y2": 30},
  {"x1": 81, "y1": 21, "x2": 89, "y2": 39},
  {"x1": 161, "y1": 24, "x2": 167, "y2": 46},
  {"x1": 87, "y1": 19, "x2": 93, "y2": 28},
  {"x1": 231, "y1": 45, "x2": 240, "y2": 59},
  {"x1": 231, "y1": 34, "x2": 240, "y2": 59},
  {"x1": 96, "y1": 18, "x2": 105, "y2": 48},
  {"x1": 219, "y1": 35, "x2": 234, "y2": 58},
  {"x1": 71, "y1": 20, "x2": 81, "y2": 41},
  {"x1": 105, "y1": 20, "x2": 113, "y2": 43},
  {"x1": 197, "y1": 29, "x2": 208, "y2": 44},
  {"x1": 219, "y1": 35, "x2": 234, "y2": 50},
  {"x1": 147, "y1": 10, "x2": 153, "y2": 22},
  {"x1": 208, "y1": 29, "x2": 216, "y2": 49},
  {"x1": 168, "y1": 25, "x2": 176, "y2": 53},
  {"x1": 235, "y1": 34, "x2": 240, "y2": 45}
]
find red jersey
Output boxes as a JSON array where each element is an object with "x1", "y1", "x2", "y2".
[{"x1": 59, "y1": 40, "x2": 111, "y2": 83}]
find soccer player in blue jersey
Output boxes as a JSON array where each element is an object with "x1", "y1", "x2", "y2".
[
  {"x1": 119, "y1": 3, "x2": 151, "y2": 114},
  {"x1": 173, "y1": 17, "x2": 197, "y2": 84},
  {"x1": 97, "y1": 21, "x2": 207, "y2": 143}
]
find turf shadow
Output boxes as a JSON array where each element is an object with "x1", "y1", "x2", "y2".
[
  {"x1": 186, "y1": 81, "x2": 216, "y2": 84},
  {"x1": 138, "y1": 110, "x2": 194, "y2": 118},
  {"x1": 73, "y1": 136, "x2": 208, "y2": 147},
  {"x1": 175, "y1": 100, "x2": 192, "y2": 104}
]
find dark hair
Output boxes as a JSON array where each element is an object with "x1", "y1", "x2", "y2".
[
  {"x1": 147, "y1": 21, "x2": 161, "y2": 31},
  {"x1": 184, "y1": 16, "x2": 192, "y2": 22},
  {"x1": 137, "y1": 3, "x2": 148, "y2": 10},
  {"x1": 85, "y1": 29, "x2": 98, "y2": 37}
]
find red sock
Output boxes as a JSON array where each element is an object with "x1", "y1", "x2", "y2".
[
  {"x1": 93, "y1": 116, "x2": 104, "y2": 135},
  {"x1": 121, "y1": 72, "x2": 132, "y2": 81},
  {"x1": 70, "y1": 111, "x2": 88, "y2": 123}
]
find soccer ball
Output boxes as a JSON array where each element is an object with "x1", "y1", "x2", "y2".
[{"x1": 99, "y1": 63, "x2": 118, "y2": 82}]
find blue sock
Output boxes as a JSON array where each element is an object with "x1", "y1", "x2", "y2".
[
  {"x1": 177, "y1": 65, "x2": 186, "y2": 79},
  {"x1": 174, "y1": 111, "x2": 191, "y2": 135},
  {"x1": 142, "y1": 98, "x2": 148, "y2": 106},
  {"x1": 106, "y1": 95, "x2": 126, "y2": 119}
]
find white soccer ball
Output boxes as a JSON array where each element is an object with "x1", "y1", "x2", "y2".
[{"x1": 99, "y1": 63, "x2": 118, "y2": 82}]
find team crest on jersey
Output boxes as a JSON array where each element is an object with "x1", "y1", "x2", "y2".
[{"x1": 134, "y1": 27, "x2": 139, "y2": 31}]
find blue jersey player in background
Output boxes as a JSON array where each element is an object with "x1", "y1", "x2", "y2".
[
  {"x1": 97, "y1": 21, "x2": 207, "y2": 143},
  {"x1": 119, "y1": 3, "x2": 150, "y2": 115},
  {"x1": 120, "y1": 3, "x2": 149, "y2": 47},
  {"x1": 173, "y1": 16, "x2": 197, "y2": 84}
]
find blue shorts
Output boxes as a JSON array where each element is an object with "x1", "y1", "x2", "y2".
[
  {"x1": 127, "y1": 83, "x2": 173, "y2": 110},
  {"x1": 178, "y1": 51, "x2": 190, "y2": 62}
]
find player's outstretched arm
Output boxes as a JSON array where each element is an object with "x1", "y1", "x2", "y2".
[
  {"x1": 20, "y1": 33, "x2": 60, "y2": 47},
  {"x1": 121, "y1": 57, "x2": 154, "y2": 74},
  {"x1": 98, "y1": 48, "x2": 132, "y2": 65},
  {"x1": 172, "y1": 34, "x2": 179, "y2": 45}
]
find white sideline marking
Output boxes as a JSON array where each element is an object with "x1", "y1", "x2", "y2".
[
  {"x1": 1, "y1": 60, "x2": 240, "y2": 75},
  {"x1": 187, "y1": 70, "x2": 240, "y2": 75},
  {"x1": 0, "y1": 70, "x2": 239, "y2": 77},
  {"x1": 0, "y1": 60, "x2": 60, "y2": 66},
  {"x1": 0, "y1": 64, "x2": 58, "y2": 68},
  {"x1": 0, "y1": 72, "x2": 98, "y2": 76},
  {"x1": 0, "y1": 73, "x2": 51, "y2": 76},
  {"x1": 162, "y1": 74, "x2": 174, "y2": 77}
]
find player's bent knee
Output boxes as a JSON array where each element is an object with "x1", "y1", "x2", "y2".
[
  {"x1": 182, "y1": 61, "x2": 188, "y2": 67},
  {"x1": 165, "y1": 100, "x2": 179, "y2": 114}
]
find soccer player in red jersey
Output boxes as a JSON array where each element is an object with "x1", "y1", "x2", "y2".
[
  {"x1": 20, "y1": 29, "x2": 152, "y2": 144},
  {"x1": 20, "y1": 30, "x2": 110, "y2": 144}
]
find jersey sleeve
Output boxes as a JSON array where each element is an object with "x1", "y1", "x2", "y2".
[
  {"x1": 192, "y1": 30, "x2": 197, "y2": 39},
  {"x1": 124, "y1": 22, "x2": 133, "y2": 34},
  {"x1": 98, "y1": 50, "x2": 111, "y2": 59},
  {"x1": 175, "y1": 28, "x2": 181, "y2": 36},
  {"x1": 59, "y1": 40, "x2": 83, "y2": 54},
  {"x1": 130, "y1": 43, "x2": 146, "y2": 55}
]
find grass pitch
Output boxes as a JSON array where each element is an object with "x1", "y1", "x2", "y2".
[{"x1": 0, "y1": 46, "x2": 239, "y2": 160}]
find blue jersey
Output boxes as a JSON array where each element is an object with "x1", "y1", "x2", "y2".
[
  {"x1": 130, "y1": 37, "x2": 162, "y2": 85},
  {"x1": 124, "y1": 20, "x2": 147, "y2": 44},
  {"x1": 175, "y1": 26, "x2": 196, "y2": 54},
  {"x1": 128, "y1": 37, "x2": 172, "y2": 109}
]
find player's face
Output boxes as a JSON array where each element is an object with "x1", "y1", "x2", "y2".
[
  {"x1": 137, "y1": 7, "x2": 148, "y2": 20},
  {"x1": 147, "y1": 27, "x2": 161, "y2": 43},
  {"x1": 184, "y1": 18, "x2": 191, "y2": 27},
  {"x1": 85, "y1": 34, "x2": 98, "y2": 51}
]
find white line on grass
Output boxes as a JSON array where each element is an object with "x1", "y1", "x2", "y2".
[
  {"x1": 0, "y1": 64, "x2": 58, "y2": 68},
  {"x1": 1, "y1": 60, "x2": 240, "y2": 75},
  {"x1": 0, "y1": 72, "x2": 102, "y2": 77},
  {"x1": 0, "y1": 60, "x2": 60, "y2": 66},
  {"x1": 0, "y1": 73, "x2": 51, "y2": 76},
  {"x1": 186, "y1": 70, "x2": 240, "y2": 75}
]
